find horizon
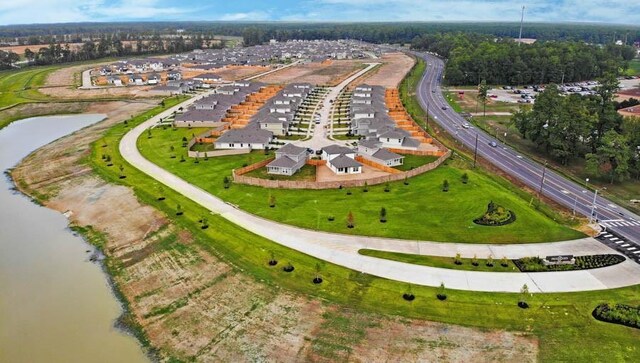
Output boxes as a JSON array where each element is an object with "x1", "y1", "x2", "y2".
[{"x1": 0, "y1": 0, "x2": 639, "y2": 27}]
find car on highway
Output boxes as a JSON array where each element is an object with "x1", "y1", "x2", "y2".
[
  {"x1": 488, "y1": 141, "x2": 497, "y2": 147},
  {"x1": 462, "y1": 123, "x2": 470, "y2": 129},
  {"x1": 431, "y1": 90, "x2": 436, "y2": 93},
  {"x1": 441, "y1": 106, "x2": 448, "y2": 110}
]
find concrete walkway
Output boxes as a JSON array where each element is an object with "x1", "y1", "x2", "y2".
[{"x1": 119, "y1": 76, "x2": 640, "y2": 294}]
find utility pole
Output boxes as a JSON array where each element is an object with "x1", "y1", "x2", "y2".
[
  {"x1": 473, "y1": 133, "x2": 479, "y2": 168},
  {"x1": 518, "y1": 5, "x2": 525, "y2": 46},
  {"x1": 589, "y1": 189, "x2": 599, "y2": 224}
]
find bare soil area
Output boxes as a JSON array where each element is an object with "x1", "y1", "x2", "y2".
[
  {"x1": 356, "y1": 53, "x2": 415, "y2": 88},
  {"x1": 258, "y1": 60, "x2": 366, "y2": 86},
  {"x1": 181, "y1": 65, "x2": 269, "y2": 81},
  {"x1": 11, "y1": 103, "x2": 538, "y2": 362}
]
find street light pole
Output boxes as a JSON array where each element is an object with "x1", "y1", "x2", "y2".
[{"x1": 589, "y1": 189, "x2": 599, "y2": 224}]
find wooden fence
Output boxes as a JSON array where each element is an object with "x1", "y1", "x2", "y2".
[{"x1": 233, "y1": 150, "x2": 451, "y2": 190}]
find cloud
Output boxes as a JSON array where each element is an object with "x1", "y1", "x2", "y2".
[{"x1": 219, "y1": 11, "x2": 271, "y2": 21}]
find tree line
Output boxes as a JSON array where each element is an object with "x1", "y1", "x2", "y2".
[
  {"x1": 513, "y1": 75, "x2": 640, "y2": 183},
  {"x1": 411, "y1": 33, "x2": 636, "y2": 86},
  {"x1": 15, "y1": 34, "x2": 205, "y2": 67},
  {"x1": 1, "y1": 21, "x2": 638, "y2": 46}
]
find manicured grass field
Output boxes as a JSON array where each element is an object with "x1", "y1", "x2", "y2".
[
  {"x1": 0, "y1": 66, "x2": 56, "y2": 110},
  {"x1": 359, "y1": 249, "x2": 520, "y2": 272},
  {"x1": 92, "y1": 98, "x2": 640, "y2": 362},
  {"x1": 244, "y1": 163, "x2": 316, "y2": 181},
  {"x1": 395, "y1": 154, "x2": 439, "y2": 171},
  {"x1": 138, "y1": 125, "x2": 583, "y2": 243}
]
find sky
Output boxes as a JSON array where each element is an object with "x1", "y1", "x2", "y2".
[{"x1": 0, "y1": 0, "x2": 638, "y2": 26}]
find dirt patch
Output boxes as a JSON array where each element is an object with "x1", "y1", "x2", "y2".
[
  {"x1": 45, "y1": 62, "x2": 113, "y2": 87},
  {"x1": 356, "y1": 53, "x2": 415, "y2": 88},
  {"x1": 258, "y1": 60, "x2": 366, "y2": 86},
  {"x1": 0, "y1": 43, "x2": 84, "y2": 55},
  {"x1": 316, "y1": 164, "x2": 390, "y2": 183},
  {"x1": 181, "y1": 65, "x2": 269, "y2": 81},
  {"x1": 11, "y1": 104, "x2": 539, "y2": 361},
  {"x1": 40, "y1": 84, "x2": 158, "y2": 99}
]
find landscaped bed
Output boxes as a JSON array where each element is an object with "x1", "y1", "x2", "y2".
[
  {"x1": 593, "y1": 303, "x2": 640, "y2": 330},
  {"x1": 513, "y1": 255, "x2": 625, "y2": 272}
]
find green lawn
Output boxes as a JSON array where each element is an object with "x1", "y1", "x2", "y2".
[
  {"x1": 395, "y1": 154, "x2": 439, "y2": 171},
  {"x1": 625, "y1": 59, "x2": 640, "y2": 76},
  {"x1": 138, "y1": 123, "x2": 583, "y2": 244},
  {"x1": 90, "y1": 97, "x2": 640, "y2": 362},
  {"x1": 244, "y1": 163, "x2": 316, "y2": 181},
  {"x1": 0, "y1": 66, "x2": 56, "y2": 110},
  {"x1": 359, "y1": 249, "x2": 520, "y2": 272}
]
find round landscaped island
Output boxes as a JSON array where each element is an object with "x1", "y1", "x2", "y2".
[{"x1": 473, "y1": 201, "x2": 516, "y2": 226}]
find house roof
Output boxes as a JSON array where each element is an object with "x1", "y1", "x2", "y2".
[
  {"x1": 322, "y1": 144, "x2": 354, "y2": 155},
  {"x1": 372, "y1": 148, "x2": 404, "y2": 161},
  {"x1": 402, "y1": 136, "x2": 421, "y2": 148},
  {"x1": 215, "y1": 127, "x2": 273, "y2": 144},
  {"x1": 379, "y1": 129, "x2": 408, "y2": 140},
  {"x1": 277, "y1": 143, "x2": 307, "y2": 156},
  {"x1": 359, "y1": 139, "x2": 382, "y2": 149},
  {"x1": 330, "y1": 155, "x2": 362, "y2": 169},
  {"x1": 268, "y1": 155, "x2": 298, "y2": 168}
]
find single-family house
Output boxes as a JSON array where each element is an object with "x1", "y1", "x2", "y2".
[
  {"x1": 321, "y1": 144, "x2": 362, "y2": 175},
  {"x1": 266, "y1": 143, "x2": 308, "y2": 176},
  {"x1": 214, "y1": 126, "x2": 273, "y2": 150},
  {"x1": 257, "y1": 114, "x2": 289, "y2": 135}
]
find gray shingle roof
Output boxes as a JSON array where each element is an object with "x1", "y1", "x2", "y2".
[
  {"x1": 268, "y1": 155, "x2": 297, "y2": 168},
  {"x1": 330, "y1": 155, "x2": 362, "y2": 169},
  {"x1": 372, "y1": 148, "x2": 403, "y2": 161},
  {"x1": 322, "y1": 145, "x2": 354, "y2": 155},
  {"x1": 215, "y1": 127, "x2": 273, "y2": 144},
  {"x1": 277, "y1": 143, "x2": 307, "y2": 156}
]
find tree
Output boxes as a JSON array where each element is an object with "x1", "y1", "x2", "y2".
[
  {"x1": 477, "y1": 79, "x2": 489, "y2": 117},
  {"x1": 461, "y1": 172, "x2": 469, "y2": 184},
  {"x1": 379, "y1": 207, "x2": 387, "y2": 223},
  {"x1": 519, "y1": 284, "x2": 530, "y2": 308},
  {"x1": 437, "y1": 282, "x2": 447, "y2": 300},
  {"x1": 313, "y1": 262, "x2": 323, "y2": 284},
  {"x1": 223, "y1": 176, "x2": 230, "y2": 189},
  {"x1": 346, "y1": 211, "x2": 355, "y2": 228},
  {"x1": 176, "y1": 204, "x2": 183, "y2": 216},
  {"x1": 118, "y1": 165, "x2": 125, "y2": 179},
  {"x1": 501, "y1": 256, "x2": 509, "y2": 267},
  {"x1": 454, "y1": 253, "x2": 462, "y2": 265},
  {"x1": 269, "y1": 195, "x2": 276, "y2": 208},
  {"x1": 442, "y1": 179, "x2": 449, "y2": 192},
  {"x1": 486, "y1": 255, "x2": 494, "y2": 267},
  {"x1": 586, "y1": 130, "x2": 631, "y2": 183}
]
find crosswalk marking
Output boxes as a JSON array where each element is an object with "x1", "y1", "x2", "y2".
[
  {"x1": 610, "y1": 237, "x2": 620, "y2": 241},
  {"x1": 615, "y1": 241, "x2": 624, "y2": 244},
  {"x1": 628, "y1": 247, "x2": 637, "y2": 251},
  {"x1": 600, "y1": 219, "x2": 640, "y2": 228},
  {"x1": 634, "y1": 251, "x2": 640, "y2": 254},
  {"x1": 621, "y1": 244, "x2": 631, "y2": 247}
]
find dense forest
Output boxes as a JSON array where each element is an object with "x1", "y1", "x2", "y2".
[
  {"x1": 411, "y1": 33, "x2": 637, "y2": 85},
  {"x1": 1, "y1": 21, "x2": 639, "y2": 45},
  {"x1": 513, "y1": 76, "x2": 640, "y2": 182}
]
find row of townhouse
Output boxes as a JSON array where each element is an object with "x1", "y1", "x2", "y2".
[
  {"x1": 213, "y1": 83, "x2": 314, "y2": 151},
  {"x1": 178, "y1": 39, "x2": 382, "y2": 70},
  {"x1": 172, "y1": 82, "x2": 264, "y2": 127}
]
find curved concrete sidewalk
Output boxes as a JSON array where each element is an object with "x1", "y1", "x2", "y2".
[{"x1": 119, "y1": 89, "x2": 640, "y2": 294}]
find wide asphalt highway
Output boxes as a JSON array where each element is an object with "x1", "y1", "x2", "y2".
[{"x1": 415, "y1": 52, "x2": 640, "y2": 251}]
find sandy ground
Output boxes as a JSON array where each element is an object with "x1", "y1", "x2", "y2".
[
  {"x1": 181, "y1": 65, "x2": 269, "y2": 82},
  {"x1": 41, "y1": 62, "x2": 160, "y2": 99},
  {"x1": 356, "y1": 53, "x2": 415, "y2": 88},
  {"x1": 316, "y1": 164, "x2": 390, "y2": 182},
  {"x1": 257, "y1": 60, "x2": 366, "y2": 86},
  {"x1": 11, "y1": 102, "x2": 538, "y2": 362},
  {"x1": 0, "y1": 43, "x2": 84, "y2": 55}
]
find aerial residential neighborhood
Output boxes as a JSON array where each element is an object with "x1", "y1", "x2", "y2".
[{"x1": 2, "y1": 3, "x2": 640, "y2": 363}]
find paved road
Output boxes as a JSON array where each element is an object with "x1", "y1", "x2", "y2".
[
  {"x1": 119, "y1": 88, "x2": 640, "y2": 292},
  {"x1": 415, "y1": 52, "x2": 640, "y2": 253},
  {"x1": 295, "y1": 62, "x2": 379, "y2": 150}
]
